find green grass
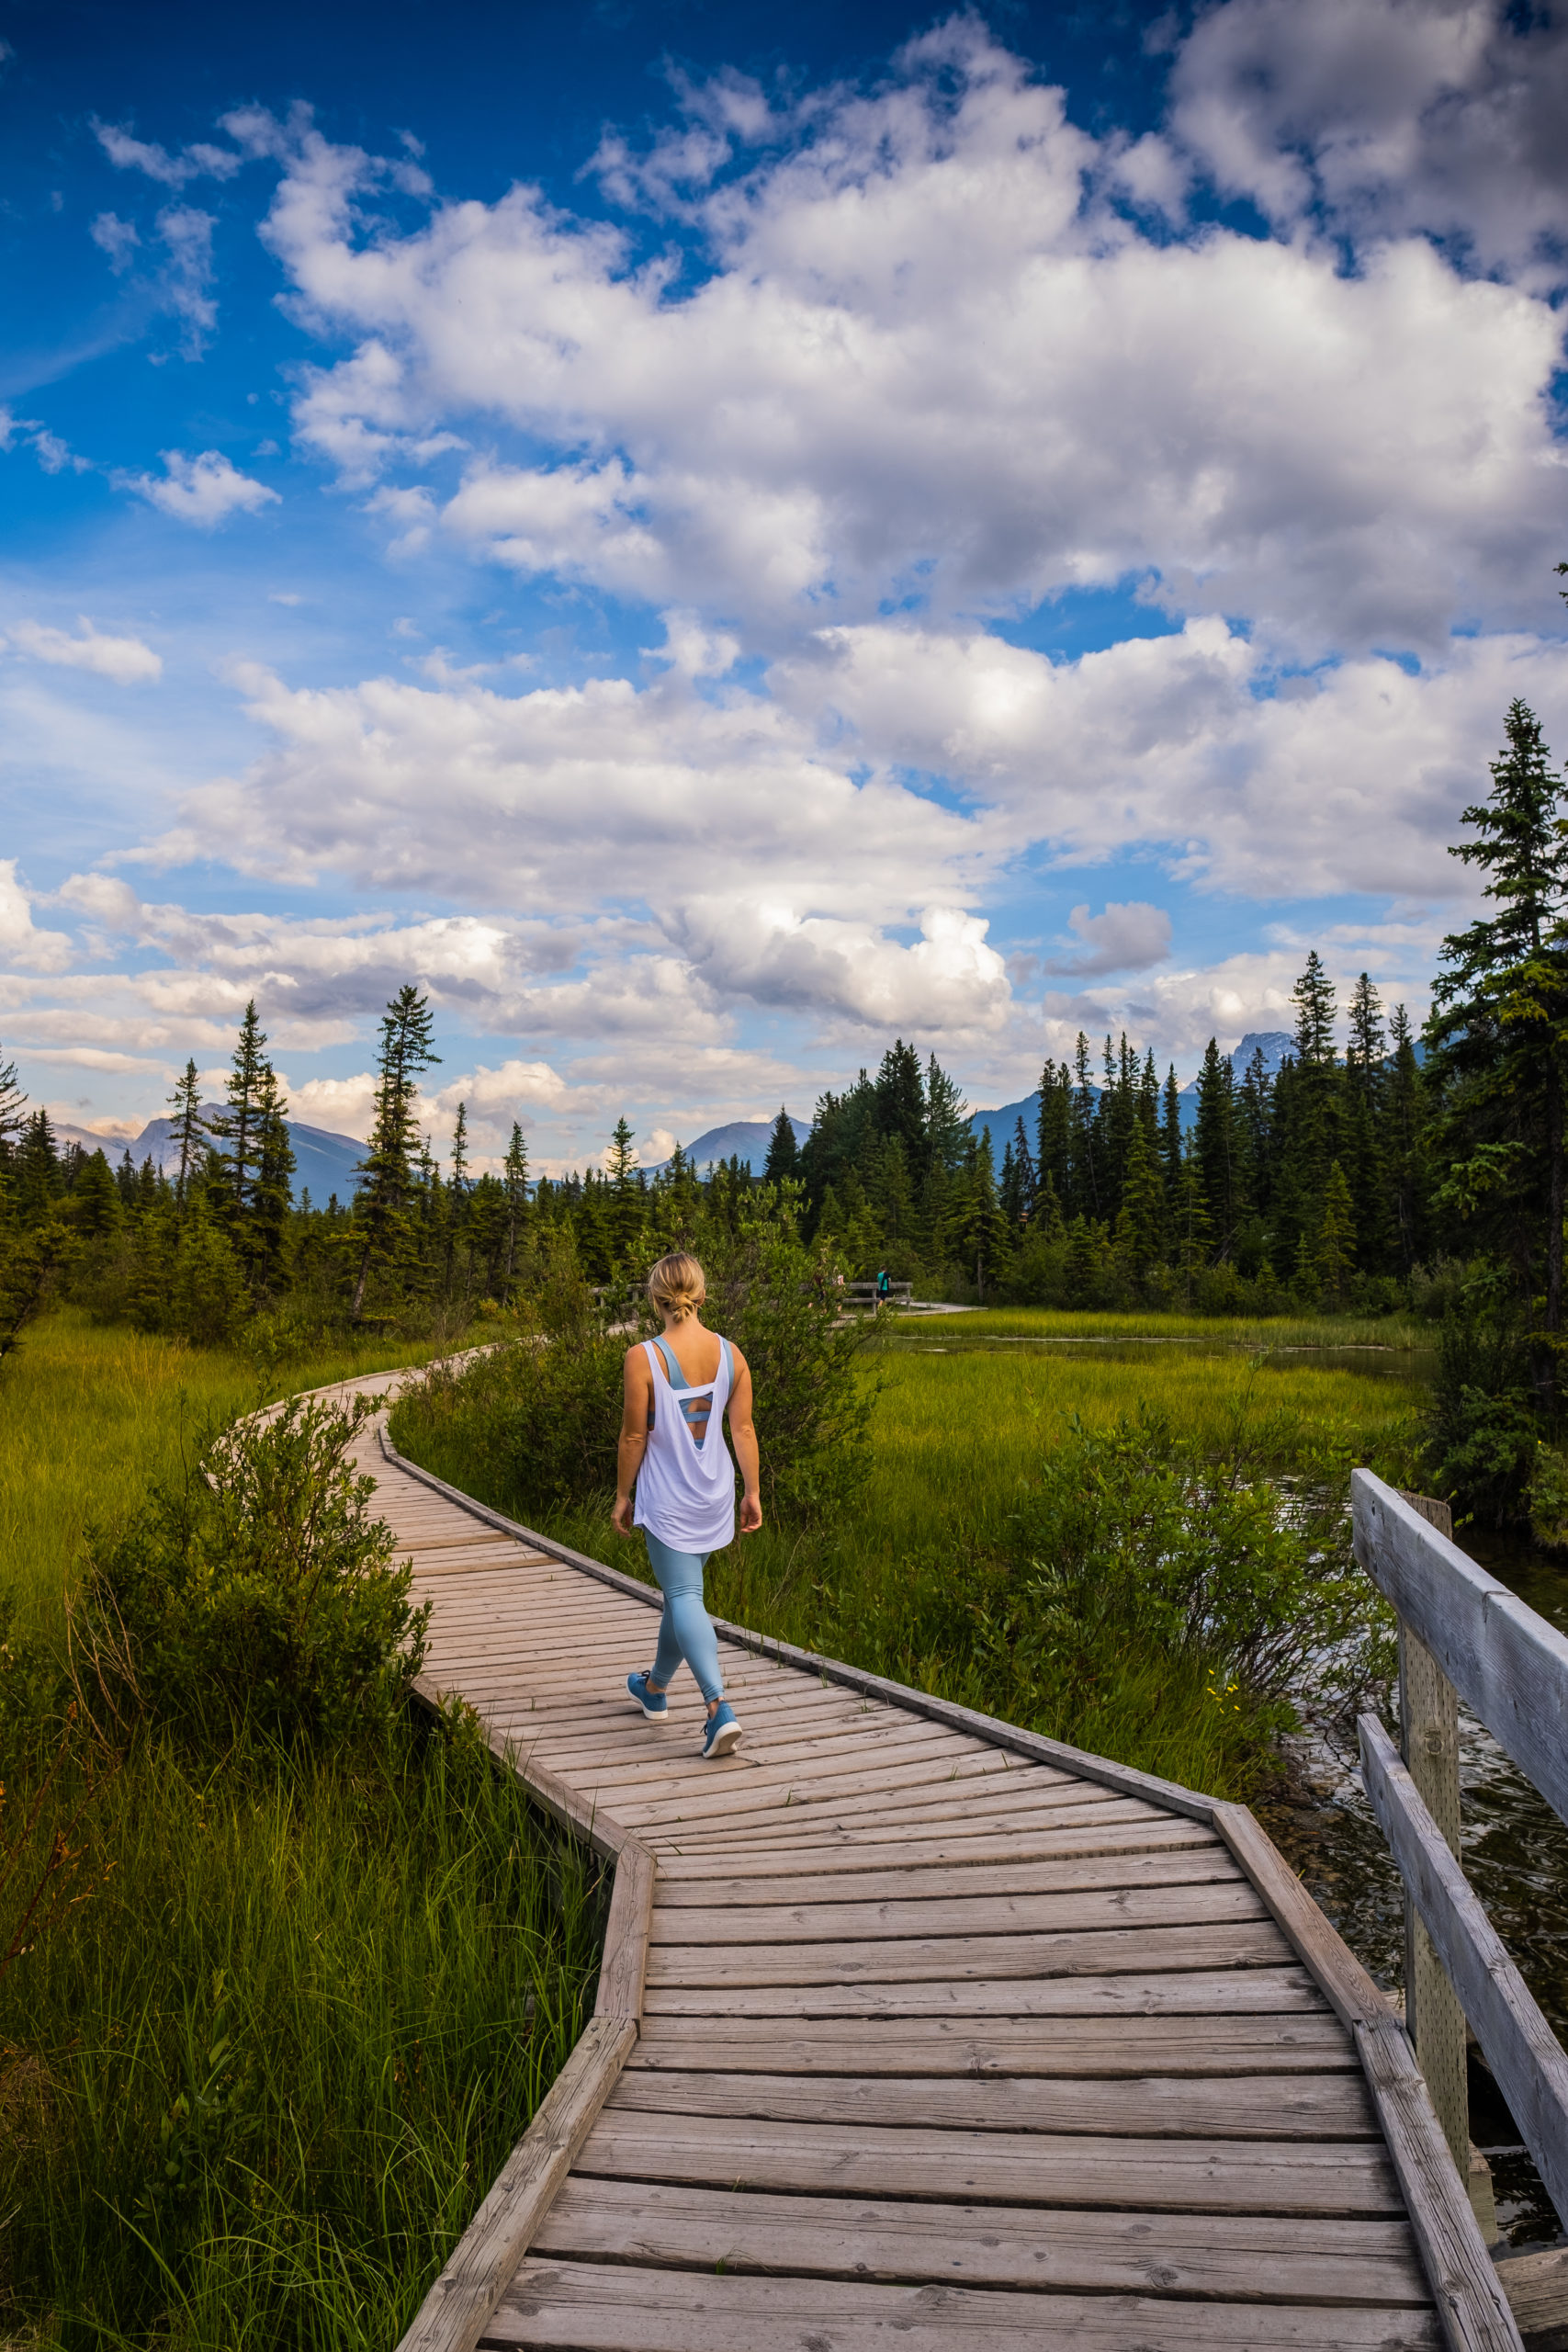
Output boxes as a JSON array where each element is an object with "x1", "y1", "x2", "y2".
[
  {"x1": 886, "y1": 1305, "x2": 1432, "y2": 1350},
  {"x1": 0, "y1": 1314, "x2": 606, "y2": 2352},
  {"x1": 393, "y1": 1321, "x2": 1426, "y2": 1804},
  {"x1": 0, "y1": 1309, "x2": 453, "y2": 1639}
]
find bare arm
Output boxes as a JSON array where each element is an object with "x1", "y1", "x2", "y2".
[
  {"x1": 727, "y1": 1348, "x2": 762, "y2": 1533},
  {"x1": 612, "y1": 1347, "x2": 651, "y2": 1535}
]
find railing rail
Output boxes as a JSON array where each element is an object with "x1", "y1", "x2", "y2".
[{"x1": 1351, "y1": 1468, "x2": 1568, "y2": 2251}]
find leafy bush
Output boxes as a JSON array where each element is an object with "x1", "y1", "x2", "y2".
[
  {"x1": 394, "y1": 1209, "x2": 873, "y2": 1532},
  {"x1": 73, "y1": 1393, "x2": 428, "y2": 1749},
  {"x1": 978, "y1": 1408, "x2": 1391, "y2": 1743}
]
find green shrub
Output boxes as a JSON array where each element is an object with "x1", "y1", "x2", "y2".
[
  {"x1": 984, "y1": 1408, "x2": 1391, "y2": 1742},
  {"x1": 394, "y1": 1213, "x2": 873, "y2": 1531},
  {"x1": 73, "y1": 1393, "x2": 428, "y2": 1749}
]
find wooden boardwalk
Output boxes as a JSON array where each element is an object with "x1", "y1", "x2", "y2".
[{"x1": 327, "y1": 1376, "x2": 1519, "y2": 2352}]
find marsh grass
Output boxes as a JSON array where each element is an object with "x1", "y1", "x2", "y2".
[
  {"x1": 0, "y1": 1314, "x2": 606, "y2": 2351},
  {"x1": 0, "y1": 1309, "x2": 450, "y2": 1640},
  {"x1": 886, "y1": 1306, "x2": 1432, "y2": 1350},
  {"x1": 396, "y1": 1327, "x2": 1426, "y2": 1802}
]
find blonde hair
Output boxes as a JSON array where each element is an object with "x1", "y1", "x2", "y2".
[{"x1": 648, "y1": 1250, "x2": 705, "y2": 1322}]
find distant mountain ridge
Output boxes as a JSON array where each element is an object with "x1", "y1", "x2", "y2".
[
  {"x1": 55, "y1": 1104, "x2": 367, "y2": 1205},
  {"x1": 640, "y1": 1114, "x2": 809, "y2": 1176}
]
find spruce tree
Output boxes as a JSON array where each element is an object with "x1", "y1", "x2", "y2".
[
  {"x1": 763, "y1": 1106, "x2": 800, "y2": 1183},
  {"x1": 1114, "y1": 1115, "x2": 1165, "y2": 1283},
  {"x1": 351, "y1": 985, "x2": 441, "y2": 1319},
  {"x1": 1314, "y1": 1160, "x2": 1357, "y2": 1306},
  {"x1": 1035, "y1": 1061, "x2": 1072, "y2": 1207},
  {"x1": 1159, "y1": 1065, "x2": 1183, "y2": 1202},
  {"x1": 166, "y1": 1057, "x2": 206, "y2": 1205},
  {"x1": 249, "y1": 1061, "x2": 295, "y2": 1294},
  {"x1": 0, "y1": 1048, "x2": 27, "y2": 1166},
  {"x1": 1427, "y1": 699, "x2": 1568, "y2": 1381},
  {"x1": 502, "y1": 1122, "x2": 529, "y2": 1288},
  {"x1": 208, "y1": 1001, "x2": 270, "y2": 1222},
  {"x1": 1193, "y1": 1039, "x2": 1238, "y2": 1261}
]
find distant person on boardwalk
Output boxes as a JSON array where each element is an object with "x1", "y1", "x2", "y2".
[{"x1": 612, "y1": 1251, "x2": 761, "y2": 1758}]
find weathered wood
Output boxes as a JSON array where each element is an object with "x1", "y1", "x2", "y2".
[
  {"x1": 1353, "y1": 1470, "x2": 1568, "y2": 1828},
  {"x1": 1360, "y1": 1713, "x2": 1568, "y2": 2231},
  {"x1": 606, "y1": 2062, "x2": 1377, "y2": 2139},
  {"x1": 487, "y1": 2259, "x2": 1442, "y2": 2350},
  {"x1": 383, "y1": 1428, "x2": 1220, "y2": 1820},
  {"x1": 638, "y1": 1962, "x2": 1327, "y2": 2021},
  {"x1": 652, "y1": 1843, "x2": 1235, "y2": 1907},
  {"x1": 592, "y1": 1838, "x2": 655, "y2": 2025},
  {"x1": 1213, "y1": 1803, "x2": 1519, "y2": 2352},
  {"x1": 570, "y1": 2107, "x2": 1403, "y2": 2212},
  {"x1": 647, "y1": 1814, "x2": 1215, "y2": 1875},
  {"x1": 629, "y1": 2010, "x2": 1359, "y2": 2075},
  {"x1": 645, "y1": 1917, "x2": 1292, "y2": 1988},
  {"x1": 1354, "y1": 2013, "x2": 1524, "y2": 2352},
  {"x1": 1399, "y1": 1603, "x2": 1470, "y2": 2171},
  {"x1": 651, "y1": 1877, "x2": 1267, "y2": 1944},
  {"x1": 533, "y1": 2177, "x2": 1427, "y2": 2305},
  {"x1": 394, "y1": 2013, "x2": 636, "y2": 2352},
  {"x1": 1495, "y1": 2247, "x2": 1568, "y2": 2348}
]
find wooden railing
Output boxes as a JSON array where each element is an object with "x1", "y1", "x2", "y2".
[{"x1": 1352, "y1": 1473, "x2": 1568, "y2": 2257}]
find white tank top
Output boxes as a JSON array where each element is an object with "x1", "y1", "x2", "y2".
[{"x1": 632, "y1": 1333, "x2": 738, "y2": 1554}]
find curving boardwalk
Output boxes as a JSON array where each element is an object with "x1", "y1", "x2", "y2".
[{"x1": 324, "y1": 1374, "x2": 1518, "y2": 2352}]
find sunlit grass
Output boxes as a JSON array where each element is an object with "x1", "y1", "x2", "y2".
[
  {"x1": 0, "y1": 1314, "x2": 605, "y2": 2351},
  {"x1": 0, "y1": 1308, "x2": 449, "y2": 1636},
  {"x1": 396, "y1": 1320, "x2": 1427, "y2": 1804},
  {"x1": 886, "y1": 1305, "x2": 1431, "y2": 1350}
]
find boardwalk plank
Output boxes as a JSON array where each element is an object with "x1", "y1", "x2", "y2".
[
  {"x1": 486, "y1": 2261, "x2": 1442, "y2": 2350},
  {"x1": 606, "y1": 2064, "x2": 1378, "y2": 2139},
  {"x1": 629, "y1": 2011, "x2": 1359, "y2": 2075},
  {"x1": 650, "y1": 1846, "x2": 1239, "y2": 1907},
  {"x1": 572, "y1": 2109, "x2": 1402, "y2": 2214},
  {"x1": 643, "y1": 1918, "x2": 1293, "y2": 1986},
  {"x1": 532, "y1": 2178, "x2": 1427, "y2": 2304},
  {"x1": 639, "y1": 1963, "x2": 1328, "y2": 2020},
  {"x1": 649, "y1": 1879, "x2": 1269, "y2": 1942}
]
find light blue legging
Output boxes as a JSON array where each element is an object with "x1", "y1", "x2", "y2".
[{"x1": 644, "y1": 1532, "x2": 725, "y2": 1705}]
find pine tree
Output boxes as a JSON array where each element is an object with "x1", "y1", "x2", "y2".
[
  {"x1": 1171, "y1": 1160, "x2": 1212, "y2": 1306},
  {"x1": 1113, "y1": 1115, "x2": 1165, "y2": 1283},
  {"x1": 1314, "y1": 1159, "x2": 1357, "y2": 1306},
  {"x1": 450, "y1": 1102, "x2": 470, "y2": 1201},
  {"x1": 1426, "y1": 699, "x2": 1568, "y2": 1385},
  {"x1": 1159, "y1": 1065, "x2": 1183, "y2": 1203},
  {"x1": 604, "y1": 1116, "x2": 645, "y2": 1268},
  {"x1": 1070, "y1": 1033, "x2": 1100, "y2": 1217},
  {"x1": 0, "y1": 1048, "x2": 25, "y2": 1165},
  {"x1": 249, "y1": 1061, "x2": 295, "y2": 1294},
  {"x1": 1035, "y1": 1061, "x2": 1072, "y2": 1207},
  {"x1": 166, "y1": 1057, "x2": 206, "y2": 1205},
  {"x1": 209, "y1": 1001, "x2": 270, "y2": 1222},
  {"x1": 1192, "y1": 1039, "x2": 1238, "y2": 1260},
  {"x1": 762, "y1": 1107, "x2": 800, "y2": 1183},
  {"x1": 352, "y1": 985, "x2": 441, "y2": 1319},
  {"x1": 502, "y1": 1122, "x2": 529, "y2": 1289},
  {"x1": 1385, "y1": 1005, "x2": 1427, "y2": 1275}
]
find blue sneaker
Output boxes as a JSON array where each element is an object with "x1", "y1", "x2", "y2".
[
  {"x1": 701, "y1": 1702, "x2": 742, "y2": 1760},
  {"x1": 627, "y1": 1671, "x2": 669, "y2": 1724}
]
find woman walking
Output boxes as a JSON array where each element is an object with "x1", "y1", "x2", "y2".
[{"x1": 612, "y1": 1251, "x2": 761, "y2": 1758}]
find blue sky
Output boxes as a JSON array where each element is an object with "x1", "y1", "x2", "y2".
[{"x1": 3, "y1": 0, "x2": 1566, "y2": 1170}]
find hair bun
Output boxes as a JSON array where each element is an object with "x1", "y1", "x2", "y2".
[{"x1": 648, "y1": 1250, "x2": 706, "y2": 1319}]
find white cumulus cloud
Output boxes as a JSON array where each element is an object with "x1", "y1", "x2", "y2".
[
  {"x1": 122, "y1": 449, "x2": 279, "y2": 527},
  {"x1": 6, "y1": 617, "x2": 162, "y2": 684}
]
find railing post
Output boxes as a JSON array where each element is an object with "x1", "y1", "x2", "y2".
[{"x1": 1396, "y1": 1495, "x2": 1472, "y2": 2178}]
